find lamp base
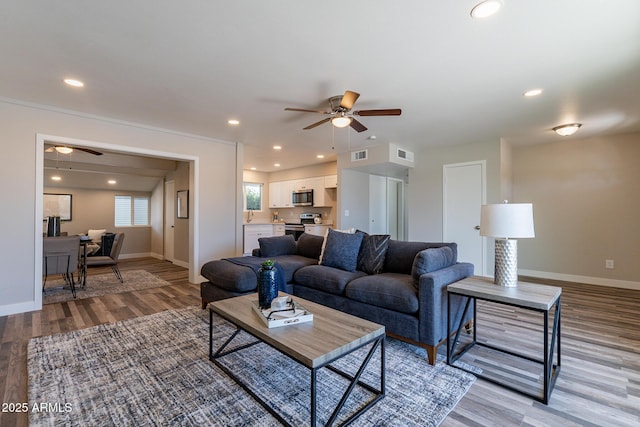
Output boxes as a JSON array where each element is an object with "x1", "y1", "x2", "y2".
[{"x1": 494, "y1": 239, "x2": 518, "y2": 287}]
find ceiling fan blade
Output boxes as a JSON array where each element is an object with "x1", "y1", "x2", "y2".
[
  {"x1": 303, "y1": 117, "x2": 332, "y2": 130},
  {"x1": 340, "y1": 91, "x2": 360, "y2": 110},
  {"x1": 354, "y1": 108, "x2": 402, "y2": 117},
  {"x1": 350, "y1": 118, "x2": 368, "y2": 133},
  {"x1": 284, "y1": 107, "x2": 329, "y2": 114},
  {"x1": 76, "y1": 147, "x2": 103, "y2": 155}
]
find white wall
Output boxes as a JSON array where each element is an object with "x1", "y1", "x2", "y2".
[
  {"x1": 513, "y1": 132, "x2": 640, "y2": 289},
  {"x1": 0, "y1": 99, "x2": 240, "y2": 316}
]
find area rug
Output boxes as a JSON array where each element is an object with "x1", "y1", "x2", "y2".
[
  {"x1": 42, "y1": 269, "x2": 172, "y2": 304},
  {"x1": 28, "y1": 307, "x2": 475, "y2": 426}
]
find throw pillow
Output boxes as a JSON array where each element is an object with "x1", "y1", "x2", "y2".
[
  {"x1": 296, "y1": 233, "x2": 325, "y2": 260},
  {"x1": 87, "y1": 229, "x2": 106, "y2": 242},
  {"x1": 411, "y1": 246, "x2": 455, "y2": 284},
  {"x1": 319, "y1": 227, "x2": 355, "y2": 264},
  {"x1": 357, "y1": 233, "x2": 391, "y2": 275},
  {"x1": 258, "y1": 234, "x2": 297, "y2": 257},
  {"x1": 320, "y1": 228, "x2": 364, "y2": 272}
]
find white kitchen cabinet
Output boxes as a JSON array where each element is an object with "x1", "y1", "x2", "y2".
[
  {"x1": 324, "y1": 175, "x2": 337, "y2": 188},
  {"x1": 268, "y1": 181, "x2": 294, "y2": 208},
  {"x1": 243, "y1": 224, "x2": 273, "y2": 255},
  {"x1": 304, "y1": 224, "x2": 331, "y2": 237},
  {"x1": 273, "y1": 224, "x2": 285, "y2": 236}
]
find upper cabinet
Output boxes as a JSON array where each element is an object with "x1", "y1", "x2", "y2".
[
  {"x1": 324, "y1": 175, "x2": 337, "y2": 188},
  {"x1": 269, "y1": 175, "x2": 336, "y2": 208},
  {"x1": 268, "y1": 180, "x2": 294, "y2": 208}
]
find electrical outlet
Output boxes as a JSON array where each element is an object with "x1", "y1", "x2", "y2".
[{"x1": 605, "y1": 259, "x2": 614, "y2": 269}]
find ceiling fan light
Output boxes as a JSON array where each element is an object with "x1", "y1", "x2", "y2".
[
  {"x1": 331, "y1": 116, "x2": 352, "y2": 128},
  {"x1": 552, "y1": 123, "x2": 582, "y2": 136},
  {"x1": 54, "y1": 146, "x2": 74, "y2": 154}
]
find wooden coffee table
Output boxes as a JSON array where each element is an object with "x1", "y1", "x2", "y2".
[{"x1": 208, "y1": 292, "x2": 386, "y2": 426}]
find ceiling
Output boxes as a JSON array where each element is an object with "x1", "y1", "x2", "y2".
[{"x1": 3, "y1": 1, "x2": 640, "y2": 175}]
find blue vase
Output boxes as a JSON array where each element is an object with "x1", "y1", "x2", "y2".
[{"x1": 258, "y1": 264, "x2": 278, "y2": 308}]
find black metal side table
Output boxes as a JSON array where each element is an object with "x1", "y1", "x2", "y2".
[{"x1": 447, "y1": 276, "x2": 561, "y2": 404}]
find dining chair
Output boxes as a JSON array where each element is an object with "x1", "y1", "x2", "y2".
[
  {"x1": 86, "y1": 232, "x2": 125, "y2": 282},
  {"x1": 43, "y1": 235, "x2": 81, "y2": 298}
]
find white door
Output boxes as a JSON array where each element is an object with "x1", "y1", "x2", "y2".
[
  {"x1": 443, "y1": 161, "x2": 485, "y2": 275},
  {"x1": 164, "y1": 180, "x2": 175, "y2": 262},
  {"x1": 369, "y1": 174, "x2": 387, "y2": 234}
]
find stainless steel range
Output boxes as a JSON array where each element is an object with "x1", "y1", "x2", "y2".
[{"x1": 284, "y1": 213, "x2": 321, "y2": 240}]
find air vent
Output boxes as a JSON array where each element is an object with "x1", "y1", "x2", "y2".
[
  {"x1": 396, "y1": 148, "x2": 414, "y2": 162},
  {"x1": 351, "y1": 149, "x2": 368, "y2": 162}
]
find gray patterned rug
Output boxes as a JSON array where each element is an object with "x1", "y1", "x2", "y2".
[
  {"x1": 43, "y1": 269, "x2": 171, "y2": 304},
  {"x1": 28, "y1": 307, "x2": 475, "y2": 426}
]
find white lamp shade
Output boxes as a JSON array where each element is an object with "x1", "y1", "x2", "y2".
[{"x1": 480, "y1": 203, "x2": 535, "y2": 238}]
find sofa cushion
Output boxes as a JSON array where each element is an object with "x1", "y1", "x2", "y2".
[
  {"x1": 296, "y1": 233, "x2": 325, "y2": 260},
  {"x1": 200, "y1": 260, "x2": 258, "y2": 292},
  {"x1": 293, "y1": 265, "x2": 367, "y2": 295},
  {"x1": 269, "y1": 254, "x2": 318, "y2": 282},
  {"x1": 258, "y1": 234, "x2": 297, "y2": 257},
  {"x1": 357, "y1": 233, "x2": 390, "y2": 275},
  {"x1": 411, "y1": 246, "x2": 456, "y2": 285},
  {"x1": 383, "y1": 241, "x2": 457, "y2": 274},
  {"x1": 319, "y1": 227, "x2": 355, "y2": 264},
  {"x1": 345, "y1": 273, "x2": 419, "y2": 314},
  {"x1": 320, "y1": 228, "x2": 364, "y2": 272}
]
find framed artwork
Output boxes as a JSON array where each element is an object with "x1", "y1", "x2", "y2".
[
  {"x1": 177, "y1": 190, "x2": 189, "y2": 219},
  {"x1": 43, "y1": 193, "x2": 72, "y2": 221}
]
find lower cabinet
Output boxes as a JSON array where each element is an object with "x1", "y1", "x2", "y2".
[
  {"x1": 243, "y1": 224, "x2": 273, "y2": 255},
  {"x1": 243, "y1": 224, "x2": 286, "y2": 255},
  {"x1": 303, "y1": 225, "x2": 331, "y2": 237}
]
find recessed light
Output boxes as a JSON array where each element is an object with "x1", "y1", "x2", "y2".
[
  {"x1": 316, "y1": 154, "x2": 325, "y2": 159},
  {"x1": 250, "y1": 167, "x2": 257, "y2": 171},
  {"x1": 471, "y1": 0, "x2": 502, "y2": 19},
  {"x1": 228, "y1": 119, "x2": 240, "y2": 125},
  {"x1": 64, "y1": 78, "x2": 84, "y2": 87},
  {"x1": 273, "y1": 145, "x2": 282, "y2": 150},
  {"x1": 523, "y1": 88, "x2": 543, "y2": 97},
  {"x1": 274, "y1": 163, "x2": 281, "y2": 167},
  {"x1": 108, "y1": 180, "x2": 117, "y2": 185},
  {"x1": 51, "y1": 176, "x2": 61, "y2": 181}
]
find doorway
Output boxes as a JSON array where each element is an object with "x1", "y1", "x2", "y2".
[
  {"x1": 164, "y1": 180, "x2": 175, "y2": 262},
  {"x1": 35, "y1": 133, "x2": 198, "y2": 309},
  {"x1": 443, "y1": 161, "x2": 486, "y2": 275}
]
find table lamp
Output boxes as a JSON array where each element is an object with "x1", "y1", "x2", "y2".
[{"x1": 480, "y1": 201, "x2": 535, "y2": 287}]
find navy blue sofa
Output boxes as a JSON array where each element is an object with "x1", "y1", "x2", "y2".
[{"x1": 200, "y1": 232, "x2": 474, "y2": 364}]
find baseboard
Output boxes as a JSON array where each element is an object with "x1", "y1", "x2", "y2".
[
  {"x1": 519, "y1": 269, "x2": 640, "y2": 291},
  {"x1": 0, "y1": 300, "x2": 40, "y2": 317},
  {"x1": 119, "y1": 252, "x2": 163, "y2": 260}
]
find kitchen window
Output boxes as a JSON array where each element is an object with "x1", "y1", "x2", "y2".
[{"x1": 243, "y1": 182, "x2": 262, "y2": 211}]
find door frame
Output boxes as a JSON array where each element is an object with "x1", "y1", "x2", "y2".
[{"x1": 442, "y1": 160, "x2": 486, "y2": 276}]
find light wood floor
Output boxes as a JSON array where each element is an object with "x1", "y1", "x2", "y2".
[{"x1": 1, "y1": 260, "x2": 638, "y2": 426}]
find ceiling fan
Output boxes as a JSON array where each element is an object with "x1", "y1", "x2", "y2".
[
  {"x1": 284, "y1": 90, "x2": 401, "y2": 133},
  {"x1": 45, "y1": 144, "x2": 103, "y2": 156}
]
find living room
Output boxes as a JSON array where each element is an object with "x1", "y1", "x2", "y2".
[{"x1": 1, "y1": 1, "x2": 639, "y2": 426}]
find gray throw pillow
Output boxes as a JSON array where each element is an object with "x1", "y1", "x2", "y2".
[
  {"x1": 320, "y1": 229, "x2": 364, "y2": 272},
  {"x1": 411, "y1": 246, "x2": 455, "y2": 284},
  {"x1": 258, "y1": 234, "x2": 297, "y2": 257},
  {"x1": 357, "y1": 233, "x2": 391, "y2": 275}
]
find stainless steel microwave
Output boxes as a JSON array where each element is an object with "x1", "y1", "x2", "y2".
[{"x1": 292, "y1": 189, "x2": 313, "y2": 206}]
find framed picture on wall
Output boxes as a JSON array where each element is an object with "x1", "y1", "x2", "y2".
[
  {"x1": 43, "y1": 193, "x2": 72, "y2": 221},
  {"x1": 177, "y1": 190, "x2": 189, "y2": 219}
]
